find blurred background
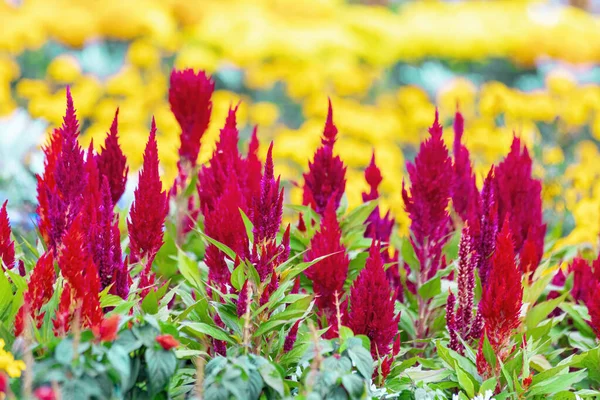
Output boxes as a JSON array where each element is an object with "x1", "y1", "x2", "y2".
[{"x1": 2, "y1": 0, "x2": 600, "y2": 249}]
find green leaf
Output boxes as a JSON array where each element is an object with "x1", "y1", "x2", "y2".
[
  {"x1": 525, "y1": 292, "x2": 568, "y2": 332},
  {"x1": 145, "y1": 347, "x2": 177, "y2": 395},
  {"x1": 340, "y1": 200, "x2": 377, "y2": 231},
  {"x1": 480, "y1": 378, "x2": 497, "y2": 394},
  {"x1": 107, "y1": 344, "x2": 131, "y2": 389},
  {"x1": 482, "y1": 334, "x2": 497, "y2": 372},
  {"x1": 258, "y1": 361, "x2": 284, "y2": 396},
  {"x1": 197, "y1": 231, "x2": 237, "y2": 260},
  {"x1": 55, "y1": 339, "x2": 74, "y2": 365},
  {"x1": 100, "y1": 294, "x2": 125, "y2": 308},
  {"x1": 341, "y1": 374, "x2": 366, "y2": 398},
  {"x1": 180, "y1": 322, "x2": 235, "y2": 344},
  {"x1": 0, "y1": 270, "x2": 14, "y2": 320},
  {"x1": 239, "y1": 208, "x2": 254, "y2": 245},
  {"x1": 231, "y1": 263, "x2": 245, "y2": 292},
  {"x1": 418, "y1": 275, "x2": 441, "y2": 300},
  {"x1": 527, "y1": 369, "x2": 587, "y2": 396},
  {"x1": 401, "y1": 239, "x2": 419, "y2": 273},
  {"x1": 141, "y1": 289, "x2": 159, "y2": 314},
  {"x1": 177, "y1": 249, "x2": 202, "y2": 290},
  {"x1": 456, "y1": 366, "x2": 475, "y2": 398},
  {"x1": 347, "y1": 346, "x2": 374, "y2": 379}
]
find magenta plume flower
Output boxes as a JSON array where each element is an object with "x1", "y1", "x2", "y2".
[
  {"x1": 128, "y1": 119, "x2": 168, "y2": 265},
  {"x1": 169, "y1": 68, "x2": 215, "y2": 166},
  {"x1": 346, "y1": 241, "x2": 400, "y2": 358},
  {"x1": 402, "y1": 111, "x2": 454, "y2": 278},
  {"x1": 97, "y1": 109, "x2": 129, "y2": 205},
  {"x1": 587, "y1": 282, "x2": 600, "y2": 340},
  {"x1": 304, "y1": 199, "x2": 349, "y2": 318},
  {"x1": 251, "y1": 142, "x2": 284, "y2": 244},
  {"x1": 452, "y1": 111, "x2": 478, "y2": 221},
  {"x1": 37, "y1": 88, "x2": 86, "y2": 251},
  {"x1": 302, "y1": 100, "x2": 347, "y2": 215},
  {"x1": 472, "y1": 167, "x2": 498, "y2": 287},
  {"x1": 494, "y1": 136, "x2": 546, "y2": 275},
  {"x1": 14, "y1": 253, "x2": 56, "y2": 336},
  {"x1": 479, "y1": 218, "x2": 522, "y2": 352},
  {"x1": 0, "y1": 201, "x2": 15, "y2": 270}
]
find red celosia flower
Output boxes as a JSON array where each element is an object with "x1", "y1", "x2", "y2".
[
  {"x1": 283, "y1": 320, "x2": 301, "y2": 352},
  {"x1": 452, "y1": 111, "x2": 478, "y2": 221},
  {"x1": 246, "y1": 127, "x2": 263, "y2": 195},
  {"x1": 446, "y1": 290, "x2": 460, "y2": 352},
  {"x1": 346, "y1": 242, "x2": 400, "y2": 357},
  {"x1": 0, "y1": 200, "x2": 15, "y2": 270},
  {"x1": 97, "y1": 109, "x2": 129, "y2": 205},
  {"x1": 38, "y1": 88, "x2": 87, "y2": 251},
  {"x1": 361, "y1": 152, "x2": 401, "y2": 300},
  {"x1": 14, "y1": 253, "x2": 56, "y2": 336},
  {"x1": 479, "y1": 219, "x2": 522, "y2": 352},
  {"x1": 472, "y1": 167, "x2": 498, "y2": 287},
  {"x1": 251, "y1": 142, "x2": 283, "y2": 244},
  {"x1": 169, "y1": 68, "x2": 215, "y2": 166},
  {"x1": 402, "y1": 111, "x2": 454, "y2": 278},
  {"x1": 53, "y1": 217, "x2": 103, "y2": 335},
  {"x1": 586, "y1": 282, "x2": 600, "y2": 339},
  {"x1": 302, "y1": 100, "x2": 347, "y2": 216},
  {"x1": 156, "y1": 334, "x2": 179, "y2": 350},
  {"x1": 128, "y1": 118, "x2": 168, "y2": 265},
  {"x1": 204, "y1": 177, "x2": 249, "y2": 290},
  {"x1": 94, "y1": 314, "x2": 121, "y2": 342},
  {"x1": 33, "y1": 386, "x2": 56, "y2": 400},
  {"x1": 197, "y1": 106, "x2": 258, "y2": 213},
  {"x1": 570, "y1": 256, "x2": 600, "y2": 304},
  {"x1": 304, "y1": 199, "x2": 349, "y2": 317},
  {"x1": 494, "y1": 136, "x2": 546, "y2": 274},
  {"x1": 0, "y1": 373, "x2": 6, "y2": 394}
]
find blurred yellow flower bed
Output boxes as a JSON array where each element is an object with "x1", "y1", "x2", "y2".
[{"x1": 1, "y1": 0, "x2": 600, "y2": 249}]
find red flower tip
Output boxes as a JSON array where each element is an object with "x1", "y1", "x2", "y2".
[
  {"x1": 128, "y1": 120, "x2": 168, "y2": 265},
  {"x1": 323, "y1": 98, "x2": 338, "y2": 146},
  {"x1": 97, "y1": 108, "x2": 128, "y2": 205},
  {"x1": 346, "y1": 241, "x2": 400, "y2": 357},
  {"x1": 156, "y1": 334, "x2": 179, "y2": 350},
  {"x1": 33, "y1": 386, "x2": 56, "y2": 400},
  {"x1": 0, "y1": 200, "x2": 15, "y2": 270},
  {"x1": 305, "y1": 198, "x2": 348, "y2": 316},
  {"x1": 95, "y1": 314, "x2": 121, "y2": 342},
  {"x1": 302, "y1": 102, "x2": 346, "y2": 215},
  {"x1": 169, "y1": 68, "x2": 215, "y2": 166},
  {"x1": 480, "y1": 219, "x2": 522, "y2": 351}
]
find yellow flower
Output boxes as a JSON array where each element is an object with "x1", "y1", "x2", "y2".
[
  {"x1": 249, "y1": 102, "x2": 279, "y2": 128},
  {"x1": 47, "y1": 55, "x2": 81, "y2": 84},
  {"x1": 128, "y1": 40, "x2": 160, "y2": 69},
  {"x1": 0, "y1": 339, "x2": 25, "y2": 378}
]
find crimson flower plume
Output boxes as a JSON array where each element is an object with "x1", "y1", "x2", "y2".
[
  {"x1": 302, "y1": 100, "x2": 347, "y2": 215},
  {"x1": 0, "y1": 201, "x2": 15, "y2": 270},
  {"x1": 451, "y1": 111, "x2": 478, "y2": 221},
  {"x1": 97, "y1": 109, "x2": 129, "y2": 205},
  {"x1": 169, "y1": 68, "x2": 215, "y2": 166},
  {"x1": 346, "y1": 241, "x2": 400, "y2": 357},
  {"x1": 128, "y1": 118, "x2": 168, "y2": 265}
]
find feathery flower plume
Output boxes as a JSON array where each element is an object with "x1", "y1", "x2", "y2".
[
  {"x1": 198, "y1": 106, "x2": 257, "y2": 213},
  {"x1": 302, "y1": 100, "x2": 347, "y2": 215},
  {"x1": 97, "y1": 109, "x2": 129, "y2": 205},
  {"x1": 452, "y1": 111, "x2": 478, "y2": 221},
  {"x1": 128, "y1": 119, "x2": 168, "y2": 265},
  {"x1": 446, "y1": 290, "x2": 460, "y2": 352},
  {"x1": 586, "y1": 282, "x2": 600, "y2": 339},
  {"x1": 204, "y1": 177, "x2": 249, "y2": 291},
  {"x1": 0, "y1": 201, "x2": 15, "y2": 270},
  {"x1": 472, "y1": 168, "x2": 498, "y2": 287},
  {"x1": 478, "y1": 218, "x2": 522, "y2": 373},
  {"x1": 494, "y1": 137, "x2": 546, "y2": 274},
  {"x1": 570, "y1": 256, "x2": 600, "y2": 304},
  {"x1": 361, "y1": 152, "x2": 400, "y2": 299},
  {"x1": 447, "y1": 224, "x2": 483, "y2": 353},
  {"x1": 304, "y1": 198, "x2": 349, "y2": 318},
  {"x1": 346, "y1": 242, "x2": 400, "y2": 357},
  {"x1": 402, "y1": 111, "x2": 454, "y2": 279},
  {"x1": 53, "y1": 217, "x2": 103, "y2": 335},
  {"x1": 284, "y1": 320, "x2": 301, "y2": 352},
  {"x1": 38, "y1": 88, "x2": 87, "y2": 251},
  {"x1": 246, "y1": 126, "x2": 263, "y2": 197},
  {"x1": 251, "y1": 142, "x2": 284, "y2": 245},
  {"x1": 14, "y1": 253, "x2": 55, "y2": 336},
  {"x1": 169, "y1": 68, "x2": 215, "y2": 166}
]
